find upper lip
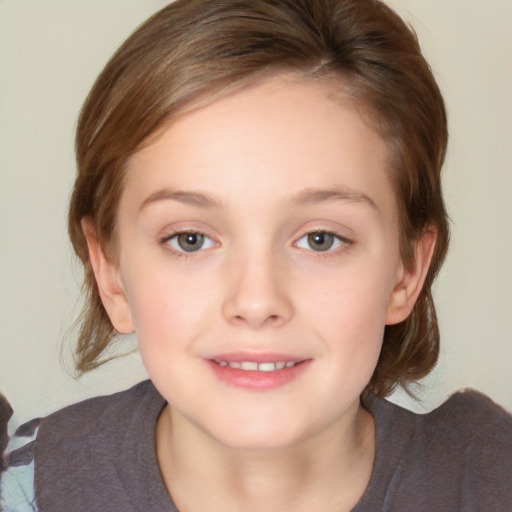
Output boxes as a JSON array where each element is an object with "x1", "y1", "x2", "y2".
[{"x1": 208, "y1": 352, "x2": 308, "y2": 363}]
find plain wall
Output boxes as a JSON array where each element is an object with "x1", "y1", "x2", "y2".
[{"x1": 1, "y1": 0, "x2": 511, "y2": 426}]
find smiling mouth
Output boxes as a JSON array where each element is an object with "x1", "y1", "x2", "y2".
[
  {"x1": 213, "y1": 360, "x2": 301, "y2": 372},
  {"x1": 208, "y1": 357, "x2": 311, "y2": 390}
]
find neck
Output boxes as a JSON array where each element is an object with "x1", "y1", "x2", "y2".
[{"x1": 156, "y1": 401, "x2": 375, "y2": 512}]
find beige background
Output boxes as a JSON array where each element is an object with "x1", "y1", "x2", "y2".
[{"x1": 1, "y1": 0, "x2": 511, "y2": 425}]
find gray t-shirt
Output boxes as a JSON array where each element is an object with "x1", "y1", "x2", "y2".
[{"x1": 6, "y1": 380, "x2": 512, "y2": 511}]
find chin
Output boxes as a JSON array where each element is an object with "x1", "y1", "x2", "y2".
[{"x1": 206, "y1": 414, "x2": 316, "y2": 452}]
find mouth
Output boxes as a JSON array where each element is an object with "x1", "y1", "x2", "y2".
[
  {"x1": 213, "y1": 360, "x2": 302, "y2": 372},
  {"x1": 207, "y1": 354, "x2": 311, "y2": 390}
]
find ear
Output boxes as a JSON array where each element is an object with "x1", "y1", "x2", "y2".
[
  {"x1": 82, "y1": 219, "x2": 134, "y2": 334},
  {"x1": 386, "y1": 229, "x2": 437, "y2": 325}
]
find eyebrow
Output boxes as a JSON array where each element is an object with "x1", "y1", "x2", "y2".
[
  {"x1": 289, "y1": 187, "x2": 379, "y2": 211},
  {"x1": 139, "y1": 189, "x2": 224, "y2": 211},
  {"x1": 139, "y1": 186, "x2": 378, "y2": 212}
]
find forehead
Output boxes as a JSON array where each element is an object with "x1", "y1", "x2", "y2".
[{"x1": 122, "y1": 75, "x2": 396, "y2": 220}]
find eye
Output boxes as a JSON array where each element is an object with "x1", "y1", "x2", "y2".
[
  {"x1": 295, "y1": 231, "x2": 348, "y2": 252},
  {"x1": 165, "y1": 232, "x2": 216, "y2": 253}
]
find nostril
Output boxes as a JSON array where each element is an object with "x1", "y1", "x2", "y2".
[{"x1": 222, "y1": 284, "x2": 294, "y2": 328}]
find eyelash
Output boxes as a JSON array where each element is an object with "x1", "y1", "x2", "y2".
[
  {"x1": 294, "y1": 230, "x2": 353, "y2": 256},
  {"x1": 159, "y1": 229, "x2": 352, "y2": 258},
  {"x1": 160, "y1": 230, "x2": 217, "y2": 258}
]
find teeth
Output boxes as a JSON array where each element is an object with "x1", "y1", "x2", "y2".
[
  {"x1": 240, "y1": 361, "x2": 258, "y2": 371},
  {"x1": 217, "y1": 360, "x2": 298, "y2": 371},
  {"x1": 258, "y1": 362, "x2": 276, "y2": 372}
]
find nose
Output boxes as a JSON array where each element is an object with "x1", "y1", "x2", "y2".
[{"x1": 221, "y1": 250, "x2": 294, "y2": 329}]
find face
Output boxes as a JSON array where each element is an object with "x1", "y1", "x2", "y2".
[{"x1": 93, "y1": 75, "x2": 425, "y2": 450}]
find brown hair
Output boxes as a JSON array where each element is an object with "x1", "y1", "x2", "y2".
[{"x1": 68, "y1": 0, "x2": 449, "y2": 397}]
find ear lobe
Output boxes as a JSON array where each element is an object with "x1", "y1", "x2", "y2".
[
  {"x1": 82, "y1": 219, "x2": 134, "y2": 334},
  {"x1": 385, "y1": 230, "x2": 437, "y2": 325}
]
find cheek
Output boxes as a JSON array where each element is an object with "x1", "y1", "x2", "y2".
[
  {"x1": 125, "y1": 275, "x2": 209, "y2": 391},
  {"x1": 305, "y1": 261, "x2": 395, "y2": 329},
  {"x1": 298, "y1": 258, "x2": 397, "y2": 373},
  {"x1": 324, "y1": 285, "x2": 387, "y2": 362},
  {"x1": 122, "y1": 266, "x2": 213, "y2": 350}
]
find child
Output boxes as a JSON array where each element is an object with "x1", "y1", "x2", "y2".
[{"x1": 2, "y1": 0, "x2": 511, "y2": 510}]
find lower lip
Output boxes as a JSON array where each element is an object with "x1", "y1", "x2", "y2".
[{"x1": 207, "y1": 360, "x2": 311, "y2": 391}]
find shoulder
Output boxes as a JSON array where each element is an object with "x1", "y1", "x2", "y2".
[
  {"x1": 431, "y1": 388, "x2": 512, "y2": 422},
  {"x1": 424, "y1": 389, "x2": 512, "y2": 447},
  {"x1": 428, "y1": 391, "x2": 512, "y2": 508},
  {"x1": 42, "y1": 379, "x2": 156, "y2": 426},
  {"x1": 426, "y1": 390, "x2": 512, "y2": 479},
  {"x1": 1, "y1": 381, "x2": 165, "y2": 512},
  {"x1": 371, "y1": 388, "x2": 512, "y2": 444},
  {"x1": 362, "y1": 390, "x2": 512, "y2": 511},
  {"x1": 35, "y1": 379, "x2": 162, "y2": 458},
  {"x1": 414, "y1": 391, "x2": 511, "y2": 508},
  {"x1": 33, "y1": 380, "x2": 166, "y2": 511},
  {"x1": 37, "y1": 379, "x2": 158, "y2": 438}
]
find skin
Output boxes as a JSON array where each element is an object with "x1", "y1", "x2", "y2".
[{"x1": 85, "y1": 74, "x2": 435, "y2": 511}]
